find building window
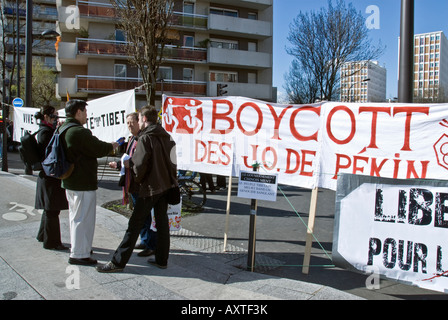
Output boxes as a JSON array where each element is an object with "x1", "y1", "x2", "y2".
[
  {"x1": 248, "y1": 72, "x2": 257, "y2": 84},
  {"x1": 210, "y1": 7, "x2": 238, "y2": 18},
  {"x1": 157, "y1": 66, "x2": 172, "y2": 80},
  {"x1": 183, "y1": 35, "x2": 194, "y2": 47},
  {"x1": 210, "y1": 38, "x2": 238, "y2": 50},
  {"x1": 114, "y1": 64, "x2": 127, "y2": 78},
  {"x1": 248, "y1": 12, "x2": 257, "y2": 20},
  {"x1": 184, "y1": 2, "x2": 194, "y2": 14},
  {"x1": 183, "y1": 68, "x2": 194, "y2": 81},
  {"x1": 209, "y1": 71, "x2": 237, "y2": 82}
]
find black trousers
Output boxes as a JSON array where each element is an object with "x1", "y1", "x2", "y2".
[
  {"x1": 36, "y1": 210, "x2": 62, "y2": 249},
  {"x1": 111, "y1": 191, "x2": 169, "y2": 268}
]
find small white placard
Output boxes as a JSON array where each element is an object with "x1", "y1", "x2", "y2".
[{"x1": 237, "y1": 171, "x2": 278, "y2": 202}]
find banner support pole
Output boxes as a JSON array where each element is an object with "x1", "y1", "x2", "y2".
[
  {"x1": 302, "y1": 187, "x2": 319, "y2": 274},
  {"x1": 223, "y1": 174, "x2": 232, "y2": 252},
  {"x1": 247, "y1": 164, "x2": 259, "y2": 272}
]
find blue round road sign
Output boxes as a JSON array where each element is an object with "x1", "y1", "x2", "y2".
[{"x1": 12, "y1": 97, "x2": 24, "y2": 107}]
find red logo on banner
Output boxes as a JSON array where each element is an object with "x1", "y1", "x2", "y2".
[
  {"x1": 434, "y1": 128, "x2": 448, "y2": 171},
  {"x1": 163, "y1": 97, "x2": 203, "y2": 134}
]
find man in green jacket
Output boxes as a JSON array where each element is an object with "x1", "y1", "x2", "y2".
[{"x1": 61, "y1": 99, "x2": 118, "y2": 266}]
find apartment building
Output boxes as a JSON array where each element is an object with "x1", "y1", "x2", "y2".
[
  {"x1": 340, "y1": 60, "x2": 387, "y2": 103},
  {"x1": 55, "y1": 0, "x2": 274, "y2": 108},
  {"x1": 412, "y1": 31, "x2": 448, "y2": 102},
  {"x1": 1, "y1": 0, "x2": 58, "y2": 90}
]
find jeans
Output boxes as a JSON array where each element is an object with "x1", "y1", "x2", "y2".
[
  {"x1": 112, "y1": 191, "x2": 169, "y2": 268},
  {"x1": 130, "y1": 193, "x2": 157, "y2": 250}
]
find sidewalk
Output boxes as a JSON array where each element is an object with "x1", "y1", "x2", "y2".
[{"x1": 0, "y1": 170, "x2": 361, "y2": 301}]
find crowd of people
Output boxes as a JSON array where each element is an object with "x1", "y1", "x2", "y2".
[{"x1": 33, "y1": 99, "x2": 178, "y2": 273}]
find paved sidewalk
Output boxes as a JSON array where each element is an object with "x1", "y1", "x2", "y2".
[{"x1": 0, "y1": 171, "x2": 361, "y2": 301}]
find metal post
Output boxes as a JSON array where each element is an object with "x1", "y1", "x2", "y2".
[
  {"x1": 247, "y1": 164, "x2": 259, "y2": 272},
  {"x1": 398, "y1": 0, "x2": 414, "y2": 103},
  {"x1": 16, "y1": 0, "x2": 20, "y2": 98},
  {"x1": 25, "y1": 0, "x2": 33, "y2": 107}
]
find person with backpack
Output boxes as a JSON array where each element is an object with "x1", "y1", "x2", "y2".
[
  {"x1": 34, "y1": 105, "x2": 69, "y2": 250},
  {"x1": 60, "y1": 99, "x2": 119, "y2": 266}
]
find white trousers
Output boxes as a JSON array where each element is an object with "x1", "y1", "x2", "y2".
[{"x1": 66, "y1": 190, "x2": 97, "y2": 259}]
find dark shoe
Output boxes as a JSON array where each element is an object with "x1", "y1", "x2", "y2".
[
  {"x1": 137, "y1": 249, "x2": 155, "y2": 257},
  {"x1": 148, "y1": 259, "x2": 167, "y2": 269},
  {"x1": 134, "y1": 243, "x2": 146, "y2": 250},
  {"x1": 96, "y1": 261, "x2": 124, "y2": 273},
  {"x1": 68, "y1": 257, "x2": 97, "y2": 266}
]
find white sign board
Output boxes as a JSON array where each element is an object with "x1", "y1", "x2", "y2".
[
  {"x1": 13, "y1": 90, "x2": 135, "y2": 143},
  {"x1": 333, "y1": 174, "x2": 448, "y2": 293},
  {"x1": 237, "y1": 171, "x2": 278, "y2": 202},
  {"x1": 163, "y1": 96, "x2": 448, "y2": 191}
]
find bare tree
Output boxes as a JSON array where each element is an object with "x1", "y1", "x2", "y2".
[
  {"x1": 285, "y1": 0, "x2": 384, "y2": 102},
  {"x1": 112, "y1": 0, "x2": 174, "y2": 105}
]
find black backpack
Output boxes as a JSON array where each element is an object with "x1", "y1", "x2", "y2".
[
  {"x1": 41, "y1": 123, "x2": 78, "y2": 179},
  {"x1": 18, "y1": 129, "x2": 43, "y2": 170}
]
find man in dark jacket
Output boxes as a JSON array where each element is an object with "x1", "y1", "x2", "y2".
[
  {"x1": 97, "y1": 105, "x2": 177, "y2": 273},
  {"x1": 61, "y1": 99, "x2": 118, "y2": 266}
]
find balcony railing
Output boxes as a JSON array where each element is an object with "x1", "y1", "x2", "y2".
[
  {"x1": 77, "y1": 38, "x2": 127, "y2": 56},
  {"x1": 76, "y1": 75, "x2": 207, "y2": 96},
  {"x1": 76, "y1": 38, "x2": 207, "y2": 62},
  {"x1": 76, "y1": 1, "x2": 208, "y2": 29},
  {"x1": 170, "y1": 12, "x2": 208, "y2": 29},
  {"x1": 77, "y1": 0, "x2": 116, "y2": 19},
  {"x1": 163, "y1": 45, "x2": 207, "y2": 62}
]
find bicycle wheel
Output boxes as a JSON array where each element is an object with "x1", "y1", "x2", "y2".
[{"x1": 180, "y1": 179, "x2": 206, "y2": 211}]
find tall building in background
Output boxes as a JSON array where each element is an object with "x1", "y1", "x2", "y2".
[
  {"x1": 412, "y1": 31, "x2": 448, "y2": 102},
  {"x1": 1, "y1": 0, "x2": 58, "y2": 99},
  {"x1": 55, "y1": 0, "x2": 274, "y2": 108},
  {"x1": 340, "y1": 60, "x2": 387, "y2": 102}
]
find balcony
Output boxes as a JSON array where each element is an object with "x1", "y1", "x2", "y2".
[
  {"x1": 208, "y1": 14, "x2": 272, "y2": 39},
  {"x1": 77, "y1": 38, "x2": 128, "y2": 57},
  {"x1": 208, "y1": 47, "x2": 271, "y2": 69},
  {"x1": 210, "y1": 0, "x2": 272, "y2": 10},
  {"x1": 75, "y1": 75, "x2": 207, "y2": 96},
  {"x1": 208, "y1": 81, "x2": 273, "y2": 101},
  {"x1": 164, "y1": 45, "x2": 207, "y2": 63},
  {"x1": 170, "y1": 12, "x2": 208, "y2": 30},
  {"x1": 60, "y1": 38, "x2": 207, "y2": 62},
  {"x1": 77, "y1": 0, "x2": 117, "y2": 20}
]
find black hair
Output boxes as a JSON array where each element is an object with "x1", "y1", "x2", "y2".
[
  {"x1": 34, "y1": 105, "x2": 56, "y2": 121},
  {"x1": 65, "y1": 99, "x2": 87, "y2": 117}
]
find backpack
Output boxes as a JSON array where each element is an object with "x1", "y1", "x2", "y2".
[
  {"x1": 41, "y1": 123, "x2": 79, "y2": 179},
  {"x1": 18, "y1": 129, "x2": 44, "y2": 171}
]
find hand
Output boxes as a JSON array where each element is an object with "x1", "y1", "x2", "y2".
[
  {"x1": 108, "y1": 161, "x2": 118, "y2": 169},
  {"x1": 111, "y1": 142, "x2": 119, "y2": 149}
]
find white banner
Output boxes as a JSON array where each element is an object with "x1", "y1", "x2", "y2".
[
  {"x1": 14, "y1": 90, "x2": 136, "y2": 143},
  {"x1": 333, "y1": 174, "x2": 448, "y2": 293},
  {"x1": 12, "y1": 107, "x2": 41, "y2": 141},
  {"x1": 163, "y1": 96, "x2": 448, "y2": 190}
]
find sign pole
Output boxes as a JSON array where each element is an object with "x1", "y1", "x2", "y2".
[
  {"x1": 302, "y1": 187, "x2": 319, "y2": 274},
  {"x1": 223, "y1": 174, "x2": 232, "y2": 251},
  {"x1": 247, "y1": 164, "x2": 259, "y2": 272}
]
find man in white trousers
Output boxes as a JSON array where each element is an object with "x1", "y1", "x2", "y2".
[{"x1": 60, "y1": 99, "x2": 118, "y2": 265}]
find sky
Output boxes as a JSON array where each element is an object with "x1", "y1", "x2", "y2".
[{"x1": 273, "y1": 0, "x2": 448, "y2": 102}]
